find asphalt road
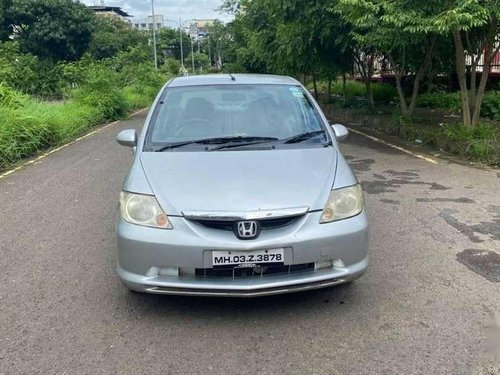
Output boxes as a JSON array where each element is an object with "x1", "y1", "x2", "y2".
[{"x1": 1, "y1": 111, "x2": 499, "y2": 374}]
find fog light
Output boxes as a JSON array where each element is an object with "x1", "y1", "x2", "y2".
[
  {"x1": 158, "y1": 267, "x2": 179, "y2": 277},
  {"x1": 315, "y1": 260, "x2": 334, "y2": 270},
  {"x1": 332, "y1": 259, "x2": 345, "y2": 268}
]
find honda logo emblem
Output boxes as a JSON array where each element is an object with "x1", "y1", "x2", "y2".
[{"x1": 234, "y1": 220, "x2": 260, "y2": 239}]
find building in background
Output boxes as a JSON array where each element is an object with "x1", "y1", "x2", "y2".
[
  {"x1": 133, "y1": 15, "x2": 165, "y2": 31},
  {"x1": 87, "y1": 6, "x2": 132, "y2": 23},
  {"x1": 187, "y1": 19, "x2": 216, "y2": 40}
]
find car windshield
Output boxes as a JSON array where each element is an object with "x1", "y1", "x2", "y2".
[{"x1": 144, "y1": 84, "x2": 328, "y2": 150}]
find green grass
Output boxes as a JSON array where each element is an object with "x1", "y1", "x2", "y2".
[
  {"x1": 417, "y1": 91, "x2": 500, "y2": 121},
  {"x1": 416, "y1": 92, "x2": 461, "y2": 111},
  {"x1": 443, "y1": 123, "x2": 499, "y2": 162},
  {"x1": 0, "y1": 81, "x2": 165, "y2": 170}
]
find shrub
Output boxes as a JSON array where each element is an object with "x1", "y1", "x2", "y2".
[
  {"x1": 0, "y1": 40, "x2": 171, "y2": 170},
  {"x1": 0, "y1": 106, "x2": 55, "y2": 167},
  {"x1": 0, "y1": 42, "x2": 64, "y2": 98},
  {"x1": 481, "y1": 91, "x2": 500, "y2": 120},
  {"x1": 164, "y1": 58, "x2": 181, "y2": 76},
  {"x1": 0, "y1": 83, "x2": 29, "y2": 108},
  {"x1": 372, "y1": 83, "x2": 397, "y2": 104},
  {"x1": 330, "y1": 80, "x2": 366, "y2": 98},
  {"x1": 72, "y1": 65, "x2": 128, "y2": 120},
  {"x1": 416, "y1": 92, "x2": 461, "y2": 111},
  {"x1": 441, "y1": 123, "x2": 499, "y2": 164},
  {"x1": 443, "y1": 123, "x2": 497, "y2": 142},
  {"x1": 466, "y1": 139, "x2": 496, "y2": 161},
  {"x1": 326, "y1": 80, "x2": 396, "y2": 104}
]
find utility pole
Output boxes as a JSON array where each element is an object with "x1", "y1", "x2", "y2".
[
  {"x1": 151, "y1": 0, "x2": 158, "y2": 70},
  {"x1": 179, "y1": 18, "x2": 184, "y2": 70},
  {"x1": 190, "y1": 37, "x2": 195, "y2": 74},
  {"x1": 207, "y1": 35, "x2": 211, "y2": 67}
]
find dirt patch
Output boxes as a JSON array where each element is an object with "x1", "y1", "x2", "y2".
[
  {"x1": 383, "y1": 170, "x2": 419, "y2": 177},
  {"x1": 348, "y1": 158, "x2": 376, "y2": 172},
  {"x1": 373, "y1": 173, "x2": 387, "y2": 180},
  {"x1": 362, "y1": 179, "x2": 451, "y2": 194},
  {"x1": 457, "y1": 249, "x2": 500, "y2": 282},
  {"x1": 440, "y1": 208, "x2": 500, "y2": 243},
  {"x1": 380, "y1": 199, "x2": 400, "y2": 205},
  {"x1": 416, "y1": 197, "x2": 475, "y2": 204}
]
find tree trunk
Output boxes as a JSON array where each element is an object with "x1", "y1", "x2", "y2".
[
  {"x1": 366, "y1": 55, "x2": 375, "y2": 109},
  {"x1": 354, "y1": 52, "x2": 374, "y2": 109},
  {"x1": 426, "y1": 61, "x2": 434, "y2": 93},
  {"x1": 465, "y1": 32, "x2": 477, "y2": 111},
  {"x1": 408, "y1": 71, "x2": 424, "y2": 116},
  {"x1": 342, "y1": 73, "x2": 347, "y2": 101},
  {"x1": 312, "y1": 72, "x2": 318, "y2": 99},
  {"x1": 469, "y1": 66, "x2": 477, "y2": 112},
  {"x1": 472, "y1": 64, "x2": 490, "y2": 127},
  {"x1": 453, "y1": 29, "x2": 472, "y2": 127},
  {"x1": 471, "y1": 22, "x2": 499, "y2": 126},
  {"x1": 389, "y1": 37, "x2": 436, "y2": 119},
  {"x1": 394, "y1": 72, "x2": 409, "y2": 116},
  {"x1": 387, "y1": 51, "x2": 410, "y2": 117}
]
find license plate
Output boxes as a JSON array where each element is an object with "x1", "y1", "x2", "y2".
[{"x1": 212, "y1": 248, "x2": 284, "y2": 267}]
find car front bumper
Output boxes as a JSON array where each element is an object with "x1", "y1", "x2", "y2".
[{"x1": 116, "y1": 211, "x2": 370, "y2": 297}]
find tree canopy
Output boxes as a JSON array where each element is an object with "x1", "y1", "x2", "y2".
[
  {"x1": 5, "y1": 0, "x2": 94, "y2": 61},
  {"x1": 89, "y1": 16, "x2": 148, "y2": 60},
  {"x1": 214, "y1": 0, "x2": 500, "y2": 127}
]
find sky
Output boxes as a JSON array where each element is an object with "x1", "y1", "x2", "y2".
[{"x1": 81, "y1": 0, "x2": 233, "y2": 24}]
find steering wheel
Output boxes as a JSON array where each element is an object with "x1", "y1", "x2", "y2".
[{"x1": 174, "y1": 118, "x2": 216, "y2": 138}]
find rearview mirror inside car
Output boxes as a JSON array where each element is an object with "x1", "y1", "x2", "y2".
[
  {"x1": 331, "y1": 124, "x2": 349, "y2": 142},
  {"x1": 116, "y1": 129, "x2": 137, "y2": 148}
]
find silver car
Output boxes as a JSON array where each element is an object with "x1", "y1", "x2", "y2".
[{"x1": 115, "y1": 74, "x2": 369, "y2": 297}]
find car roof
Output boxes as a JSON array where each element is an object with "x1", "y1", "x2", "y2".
[{"x1": 167, "y1": 74, "x2": 300, "y2": 87}]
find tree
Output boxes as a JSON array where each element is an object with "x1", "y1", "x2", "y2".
[
  {"x1": 89, "y1": 16, "x2": 147, "y2": 60},
  {"x1": 158, "y1": 27, "x2": 189, "y2": 61},
  {"x1": 436, "y1": 1, "x2": 499, "y2": 127},
  {"x1": 0, "y1": 0, "x2": 12, "y2": 41},
  {"x1": 7, "y1": 0, "x2": 94, "y2": 61},
  {"x1": 205, "y1": 20, "x2": 233, "y2": 69},
  {"x1": 336, "y1": 0, "x2": 439, "y2": 117},
  {"x1": 187, "y1": 52, "x2": 210, "y2": 72},
  {"x1": 227, "y1": 0, "x2": 353, "y2": 98},
  {"x1": 387, "y1": 0, "x2": 500, "y2": 127}
]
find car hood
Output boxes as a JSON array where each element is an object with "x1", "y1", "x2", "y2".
[{"x1": 140, "y1": 148, "x2": 337, "y2": 215}]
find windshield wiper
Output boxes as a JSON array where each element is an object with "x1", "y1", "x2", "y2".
[
  {"x1": 281, "y1": 130, "x2": 327, "y2": 144},
  {"x1": 154, "y1": 136, "x2": 279, "y2": 152},
  {"x1": 207, "y1": 137, "x2": 279, "y2": 151}
]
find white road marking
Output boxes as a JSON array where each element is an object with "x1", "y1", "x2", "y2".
[
  {"x1": 0, "y1": 108, "x2": 148, "y2": 181},
  {"x1": 347, "y1": 127, "x2": 439, "y2": 165}
]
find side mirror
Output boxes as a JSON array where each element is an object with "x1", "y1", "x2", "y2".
[
  {"x1": 116, "y1": 129, "x2": 137, "y2": 148},
  {"x1": 331, "y1": 124, "x2": 349, "y2": 142}
]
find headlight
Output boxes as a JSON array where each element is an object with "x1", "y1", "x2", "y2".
[
  {"x1": 120, "y1": 191, "x2": 172, "y2": 229},
  {"x1": 320, "y1": 183, "x2": 363, "y2": 223}
]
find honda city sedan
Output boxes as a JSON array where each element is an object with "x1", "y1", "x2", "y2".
[{"x1": 115, "y1": 74, "x2": 369, "y2": 297}]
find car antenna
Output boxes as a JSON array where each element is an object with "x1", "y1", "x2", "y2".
[{"x1": 229, "y1": 73, "x2": 236, "y2": 81}]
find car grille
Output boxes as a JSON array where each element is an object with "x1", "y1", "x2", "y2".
[
  {"x1": 195, "y1": 262, "x2": 314, "y2": 279},
  {"x1": 194, "y1": 215, "x2": 301, "y2": 231}
]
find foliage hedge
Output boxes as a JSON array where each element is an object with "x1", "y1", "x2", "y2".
[
  {"x1": 373, "y1": 118, "x2": 500, "y2": 165},
  {"x1": 309, "y1": 79, "x2": 398, "y2": 105},
  {"x1": 0, "y1": 48, "x2": 170, "y2": 170},
  {"x1": 417, "y1": 91, "x2": 500, "y2": 121}
]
